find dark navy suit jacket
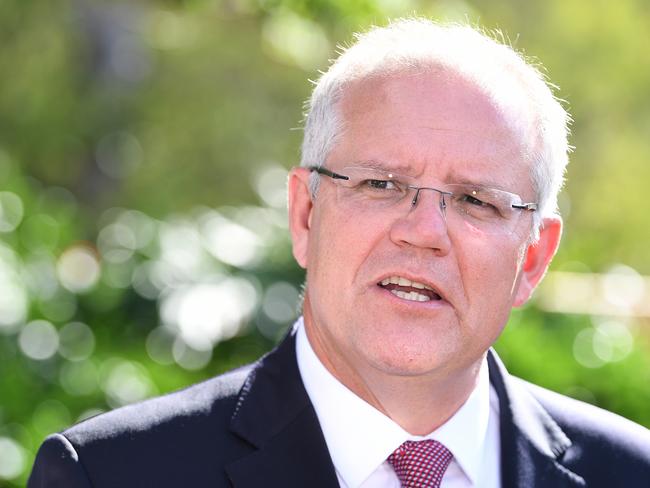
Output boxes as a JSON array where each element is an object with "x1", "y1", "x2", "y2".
[{"x1": 28, "y1": 330, "x2": 650, "y2": 487}]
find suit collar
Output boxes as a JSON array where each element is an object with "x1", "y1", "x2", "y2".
[
  {"x1": 225, "y1": 331, "x2": 587, "y2": 488},
  {"x1": 488, "y1": 350, "x2": 586, "y2": 487},
  {"x1": 226, "y1": 330, "x2": 339, "y2": 487}
]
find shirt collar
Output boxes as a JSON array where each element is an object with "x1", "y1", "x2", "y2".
[{"x1": 294, "y1": 317, "x2": 491, "y2": 487}]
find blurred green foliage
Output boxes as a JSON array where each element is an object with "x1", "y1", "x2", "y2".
[{"x1": 1, "y1": 0, "x2": 649, "y2": 486}]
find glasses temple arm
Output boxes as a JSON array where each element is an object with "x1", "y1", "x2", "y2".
[
  {"x1": 308, "y1": 166, "x2": 350, "y2": 181},
  {"x1": 511, "y1": 203, "x2": 538, "y2": 211}
]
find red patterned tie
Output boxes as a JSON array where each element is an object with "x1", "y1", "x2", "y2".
[{"x1": 387, "y1": 440, "x2": 453, "y2": 487}]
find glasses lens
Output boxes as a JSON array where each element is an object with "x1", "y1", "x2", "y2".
[
  {"x1": 445, "y1": 184, "x2": 529, "y2": 234},
  {"x1": 318, "y1": 167, "x2": 532, "y2": 236},
  {"x1": 336, "y1": 167, "x2": 413, "y2": 208}
]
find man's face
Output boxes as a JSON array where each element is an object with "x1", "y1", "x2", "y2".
[{"x1": 290, "y1": 70, "x2": 559, "y2": 385}]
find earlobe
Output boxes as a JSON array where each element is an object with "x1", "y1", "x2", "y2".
[
  {"x1": 514, "y1": 216, "x2": 563, "y2": 307},
  {"x1": 287, "y1": 167, "x2": 313, "y2": 269}
]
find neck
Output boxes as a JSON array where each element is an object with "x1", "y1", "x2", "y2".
[{"x1": 358, "y1": 361, "x2": 483, "y2": 435}]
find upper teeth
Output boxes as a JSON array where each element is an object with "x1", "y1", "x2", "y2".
[{"x1": 380, "y1": 276, "x2": 434, "y2": 291}]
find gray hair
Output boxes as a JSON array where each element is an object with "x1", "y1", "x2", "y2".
[{"x1": 300, "y1": 18, "x2": 571, "y2": 236}]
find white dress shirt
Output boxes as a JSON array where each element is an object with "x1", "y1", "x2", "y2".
[{"x1": 295, "y1": 318, "x2": 502, "y2": 488}]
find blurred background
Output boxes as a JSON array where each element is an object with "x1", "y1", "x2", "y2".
[{"x1": 1, "y1": 0, "x2": 649, "y2": 485}]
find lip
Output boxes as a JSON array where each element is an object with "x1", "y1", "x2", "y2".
[
  {"x1": 374, "y1": 285, "x2": 452, "y2": 311},
  {"x1": 373, "y1": 272, "x2": 451, "y2": 306}
]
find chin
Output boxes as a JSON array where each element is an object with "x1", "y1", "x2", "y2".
[
  {"x1": 363, "y1": 341, "x2": 455, "y2": 378},
  {"x1": 357, "y1": 321, "x2": 456, "y2": 365}
]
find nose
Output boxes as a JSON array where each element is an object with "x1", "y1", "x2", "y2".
[{"x1": 389, "y1": 187, "x2": 452, "y2": 255}]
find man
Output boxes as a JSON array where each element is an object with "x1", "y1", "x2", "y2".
[{"x1": 29, "y1": 18, "x2": 650, "y2": 488}]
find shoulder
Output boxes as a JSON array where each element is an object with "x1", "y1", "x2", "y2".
[
  {"x1": 514, "y1": 377, "x2": 650, "y2": 470},
  {"x1": 65, "y1": 363, "x2": 254, "y2": 447},
  {"x1": 30, "y1": 363, "x2": 257, "y2": 487}
]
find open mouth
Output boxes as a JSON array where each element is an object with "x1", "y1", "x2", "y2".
[{"x1": 378, "y1": 276, "x2": 442, "y2": 302}]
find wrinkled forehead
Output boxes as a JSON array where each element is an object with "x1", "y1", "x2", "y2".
[
  {"x1": 335, "y1": 67, "x2": 542, "y2": 182},
  {"x1": 339, "y1": 64, "x2": 542, "y2": 155}
]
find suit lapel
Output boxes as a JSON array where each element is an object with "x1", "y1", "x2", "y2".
[
  {"x1": 488, "y1": 351, "x2": 586, "y2": 488},
  {"x1": 225, "y1": 331, "x2": 339, "y2": 488},
  {"x1": 225, "y1": 333, "x2": 588, "y2": 487}
]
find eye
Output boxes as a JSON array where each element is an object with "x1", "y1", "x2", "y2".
[
  {"x1": 459, "y1": 192, "x2": 490, "y2": 207},
  {"x1": 344, "y1": 169, "x2": 410, "y2": 201},
  {"x1": 446, "y1": 184, "x2": 514, "y2": 221},
  {"x1": 452, "y1": 189, "x2": 502, "y2": 218},
  {"x1": 366, "y1": 179, "x2": 399, "y2": 191}
]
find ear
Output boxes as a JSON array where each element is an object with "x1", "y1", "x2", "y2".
[
  {"x1": 513, "y1": 216, "x2": 562, "y2": 307},
  {"x1": 287, "y1": 167, "x2": 313, "y2": 269}
]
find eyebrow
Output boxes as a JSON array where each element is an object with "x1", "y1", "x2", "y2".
[
  {"x1": 447, "y1": 176, "x2": 512, "y2": 192},
  {"x1": 444, "y1": 165, "x2": 522, "y2": 192},
  {"x1": 345, "y1": 160, "x2": 524, "y2": 194},
  {"x1": 347, "y1": 159, "x2": 418, "y2": 176}
]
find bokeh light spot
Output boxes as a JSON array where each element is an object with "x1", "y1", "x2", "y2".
[
  {"x1": 145, "y1": 326, "x2": 175, "y2": 365},
  {"x1": 0, "y1": 247, "x2": 28, "y2": 331},
  {"x1": 0, "y1": 437, "x2": 26, "y2": 480},
  {"x1": 60, "y1": 360, "x2": 99, "y2": 396},
  {"x1": 38, "y1": 288, "x2": 77, "y2": 323},
  {"x1": 22, "y1": 254, "x2": 59, "y2": 301},
  {"x1": 58, "y1": 322, "x2": 96, "y2": 361},
  {"x1": 602, "y1": 264, "x2": 645, "y2": 309},
  {"x1": 172, "y1": 337, "x2": 212, "y2": 371},
  {"x1": 57, "y1": 244, "x2": 101, "y2": 293},
  {"x1": 262, "y1": 281, "x2": 299, "y2": 324},
  {"x1": 132, "y1": 262, "x2": 160, "y2": 299},
  {"x1": 159, "y1": 221, "x2": 204, "y2": 279},
  {"x1": 253, "y1": 164, "x2": 288, "y2": 208},
  {"x1": 101, "y1": 358, "x2": 156, "y2": 408},
  {"x1": 202, "y1": 214, "x2": 262, "y2": 267},
  {"x1": 262, "y1": 10, "x2": 330, "y2": 70},
  {"x1": 103, "y1": 261, "x2": 135, "y2": 288},
  {"x1": 571, "y1": 326, "x2": 629, "y2": 369},
  {"x1": 0, "y1": 191, "x2": 24, "y2": 233},
  {"x1": 592, "y1": 319, "x2": 634, "y2": 363},
  {"x1": 18, "y1": 320, "x2": 59, "y2": 361},
  {"x1": 160, "y1": 277, "x2": 258, "y2": 350},
  {"x1": 98, "y1": 222, "x2": 137, "y2": 263},
  {"x1": 573, "y1": 328, "x2": 603, "y2": 368}
]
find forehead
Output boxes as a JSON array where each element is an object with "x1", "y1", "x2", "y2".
[{"x1": 330, "y1": 70, "x2": 537, "y2": 193}]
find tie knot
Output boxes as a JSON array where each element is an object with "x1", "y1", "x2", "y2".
[{"x1": 388, "y1": 440, "x2": 453, "y2": 488}]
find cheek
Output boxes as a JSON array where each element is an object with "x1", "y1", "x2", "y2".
[
  {"x1": 305, "y1": 210, "x2": 388, "y2": 339},
  {"x1": 310, "y1": 208, "x2": 389, "y2": 279},
  {"x1": 455, "y1": 233, "x2": 524, "y2": 316},
  {"x1": 454, "y1": 243, "x2": 522, "y2": 356}
]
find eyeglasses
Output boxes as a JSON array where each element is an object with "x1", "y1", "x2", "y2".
[{"x1": 309, "y1": 165, "x2": 537, "y2": 235}]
